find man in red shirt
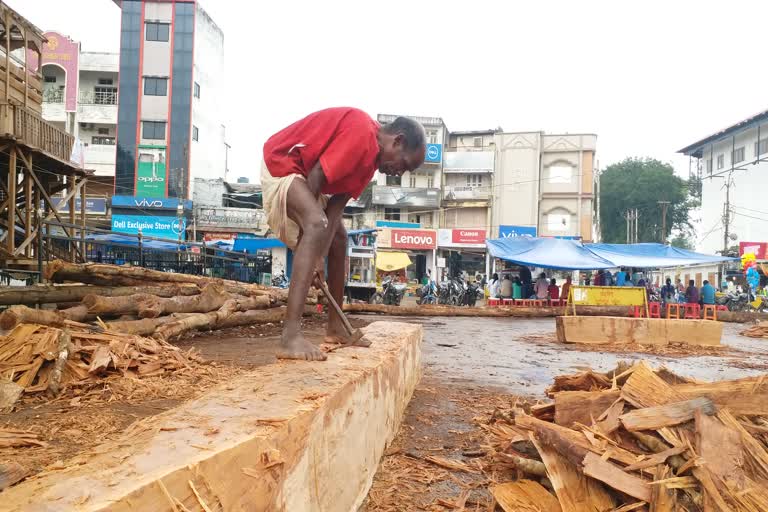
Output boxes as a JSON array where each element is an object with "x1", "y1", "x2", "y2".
[{"x1": 262, "y1": 108, "x2": 426, "y2": 360}]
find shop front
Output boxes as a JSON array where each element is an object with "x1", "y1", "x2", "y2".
[
  {"x1": 377, "y1": 228, "x2": 437, "y2": 284},
  {"x1": 437, "y1": 228, "x2": 487, "y2": 281}
]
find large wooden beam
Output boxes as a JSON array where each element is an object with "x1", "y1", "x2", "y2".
[
  {"x1": 555, "y1": 316, "x2": 722, "y2": 346},
  {"x1": 23, "y1": 164, "x2": 31, "y2": 257},
  {"x1": 2, "y1": 321, "x2": 423, "y2": 512},
  {"x1": 0, "y1": 283, "x2": 200, "y2": 306},
  {"x1": 6, "y1": 148, "x2": 15, "y2": 254}
]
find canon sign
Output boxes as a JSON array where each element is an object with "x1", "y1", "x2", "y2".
[{"x1": 391, "y1": 229, "x2": 436, "y2": 250}]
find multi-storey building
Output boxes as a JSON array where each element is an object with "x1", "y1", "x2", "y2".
[
  {"x1": 678, "y1": 109, "x2": 768, "y2": 256},
  {"x1": 109, "y1": 0, "x2": 227, "y2": 240},
  {"x1": 40, "y1": 31, "x2": 116, "y2": 224}
]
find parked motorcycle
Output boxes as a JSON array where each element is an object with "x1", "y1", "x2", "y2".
[
  {"x1": 271, "y1": 271, "x2": 289, "y2": 288},
  {"x1": 369, "y1": 276, "x2": 407, "y2": 306},
  {"x1": 462, "y1": 279, "x2": 480, "y2": 307},
  {"x1": 717, "y1": 291, "x2": 750, "y2": 312},
  {"x1": 416, "y1": 280, "x2": 438, "y2": 305}
]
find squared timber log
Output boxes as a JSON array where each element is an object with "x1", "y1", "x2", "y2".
[
  {"x1": 556, "y1": 316, "x2": 722, "y2": 346},
  {"x1": 2, "y1": 321, "x2": 422, "y2": 512}
]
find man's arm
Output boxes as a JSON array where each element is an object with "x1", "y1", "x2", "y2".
[{"x1": 305, "y1": 161, "x2": 350, "y2": 226}]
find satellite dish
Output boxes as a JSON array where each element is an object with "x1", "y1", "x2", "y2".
[{"x1": 729, "y1": 233, "x2": 738, "y2": 241}]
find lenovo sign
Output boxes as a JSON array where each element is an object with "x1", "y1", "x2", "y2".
[{"x1": 390, "y1": 229, "x2": 437, "y2": 250}]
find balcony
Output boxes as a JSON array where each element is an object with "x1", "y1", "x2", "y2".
[
  {"x1": 371, "y1": 185, "x2": 440, "y2": 208},
  {"x1": 84, "y1": 143, "x2": 116, "y2": 175},
  {"x1": 443, "y1": 151, "x2": 494, "y2": 173},
  {"x1": 0, "y1": 104, "x2": 74, "y2": 163},
  {"x1": 443, "y1": 186, "x2": 491, "y2": 201}
]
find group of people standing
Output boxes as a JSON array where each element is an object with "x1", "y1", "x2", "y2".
[
  {"x1": 488, "y1": 270, "x2": 572, "y2": 301},
  {"x1": 660, "y1": 278, "x2": 716, "y2": 306}
]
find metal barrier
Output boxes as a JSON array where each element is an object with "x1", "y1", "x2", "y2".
[{"x1": 40, "y1": 220, "x2": 273, "y2": 284}]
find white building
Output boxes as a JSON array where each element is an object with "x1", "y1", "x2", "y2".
[{"x1": 678, "y1": 109, "x2": 768, "y2": 255}]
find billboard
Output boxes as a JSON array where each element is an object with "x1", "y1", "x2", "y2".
[
  {"x1": 438, "y1": 229, "x2": 486, "y2": 248},
  {"x1": 375, "y1": 220, "x2": 420, "y2": 229},
  {"x1": 378, "y1": 228, "x2": 437, "y2": 250},
  {"x1": 424, "y1": 143, "x2": 442, "y2": 164},
  {"x1": 195, "y1": 206, "x2": 266, "y2": 230},
  {"x1": 499, "y1": 225, "x2": 537, "y2": 238},
  {"x1": 136, "y1": 153, "x2": 167, "y2": 197},
  {"x1": 112, "y1": 196, "x2": 192, "y2": 210},
  {"x1": 111, "y1": 214, "x2": 186, "y2": 240},
  {"x1": 739, "y1": 241, "x2": 768, "y2": 260},
  {"x1": 47, "y1": 197, "x2": 107, "y2": 215}
]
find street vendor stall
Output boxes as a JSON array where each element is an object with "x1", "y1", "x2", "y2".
[{"x1": 346, "y1": 229, "x2": 379, "y2": 302}]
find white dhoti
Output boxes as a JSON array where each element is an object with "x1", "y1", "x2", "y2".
[{"x1": 260, "y1": 162, "x2": 328, "y2": 250}]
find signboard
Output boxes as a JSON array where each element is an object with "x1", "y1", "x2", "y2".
[
  {"x1": 112, "y1": 196, "x2": 193, "y2": 210},
  {"x1": 136, "y1": 153, "x2": 167, "y2": 197},
  {"x1": 499, "y1": 225, "x2": 537, "y2": 238},
  {"x1": 424, "y1": 143, "x2": 442, "y2": 164},
  {"x1": 40, "y1": 32, "x2": 80, "y2": 111},
  {"x1": 372, "y1": 186, "x2": 440, "y2": 207},
  {"x1": 388, "y1": 229, "x2": 436, "y2": 250},
  {"x1": 195, "y1": 207, "x2": 265, "y2": 230},
  {"x1": 203, "y1": 232, "x2": 237, "y2": 241},
  {"x1": 437, "y1": 257, "x2": 446, "y2": 268},
  {"x1": 112, "y1": 214, "x2": 187, "y2": 240},
  {"x1": 376, "y1": 220, "x2": 420, "y2": 229},
  {"x1": 739, "y1": 242, "x2": 767, "y2": 260},
  {"x1": 437, "y1": 229, "x2": 486, "y2": 248},
  {"x1": 566, "y1": 286, "x2": 647, "y2": 316},
  {"x1": 47, "y1": 197, "x2": 107, "y2": 215}
]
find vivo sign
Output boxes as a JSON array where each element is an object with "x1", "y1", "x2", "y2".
[
  {"x1": 391, "y1": 229, "x2": 436, "y2": 250},
  {"x1": 111, "y1": 196, "x2": 193, "y2": 211}
]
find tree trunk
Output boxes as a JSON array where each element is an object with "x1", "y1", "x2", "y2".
[
  {"x1": 154, "y1": 299, "x2": 239, "y2": 341},
  {"x1": 0, "y1": 306, "x2": 67, "y2": 330},
  {"x1": 82, "y1": 293, "x2": 158, "y2": 315},
  {"x1": 105, "y1": 314, "x2": 194, "y2": 336},
  {"x1": 0, "y1": 283, "x2": 200, "y2": 306}
]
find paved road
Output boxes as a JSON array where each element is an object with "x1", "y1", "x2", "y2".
[{"x1": 355, "y1": 315, "x2": 768, "y2": 396}]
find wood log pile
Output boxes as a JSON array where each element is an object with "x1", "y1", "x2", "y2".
[
  {"x1": 0, "y1": 261, "x2": 317, "y2": 341},
  {"x1": 741, "y1": 321, "x2": 768, "y2": 338},
  {"x1": 485, "y1": 361, "x2": 768, "y2": 511}
]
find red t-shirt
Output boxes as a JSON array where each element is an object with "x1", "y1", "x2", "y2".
[
  {"x1": 263, "y1": 107, "x2": 379, "y2": 198},
  {"x1": 548, "y1": 285, "x2": 560, "y2": 299}
]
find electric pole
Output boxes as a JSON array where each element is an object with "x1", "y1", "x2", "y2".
[
  {"x1": 624, "y1": 209, "x2": 640, "y2": 243},
  {"x1": 634, "y1": 208, "x2": 639, "y2": 243},
  {"x1": 657, "y1": 201, "x2": 670, "y2": 243},
  {"x1": 722, "y1": 173, "x2": 733, "y2": 255}
]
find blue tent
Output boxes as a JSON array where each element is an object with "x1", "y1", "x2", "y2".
[
  {"x1": 486, "y1": 237, "x2": 615, "y2": 270},
  {"x1": 586, "y1": 243, "x2": 737, "y2": 268},
  {"x1": 232, "y1": 237, "x2": 286, "y2": 254},
  {"x1": 86, "y1": 233, "x2": 188, "y2": 251}
]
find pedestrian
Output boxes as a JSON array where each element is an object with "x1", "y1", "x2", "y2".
[
  {"x1": 548, "y1": 278, "x2": 560, "y2": 300},
  {"x1": 262, "y1": 108, "x2": 426, "y2": 360},
  {"x1": 661, "y1": 278, "x2": 676, "y2": 304},
  {"x1": 561, "y1": 276, "x2": 573, "y2": 301},
  {"x1": 701, "y1": 279, "x2": 716, "y2": 305},
  {"x1": 676, "y1": 278, "x2": 685, "y2": 294},
  {"x1": 685, "y1": 279, "x2": 700, "y2": 304},
  {"x1": 520, "y1": 266, "x2": 533, "y2": 299},
  {"x1": 594, "y1": 270, "x2": 605, "y2": 286},
  {"x1": 489, "y1": 273, "x2": 501, "y2": 299},
  {"x1": 605, "y1": 270, "x2": 614, "y2": 286},
  {"x1": 501, "y1": 274, "x2": 512, "y2": 298},
  {"x1": 512, "y1": 276, "x2": 523, "y2": 300},
  {"x1": 616, "y1": 269, "x2": 626, "y2": 287},
  {"x1": 535, "y1": 272, "x2": 549, "y2": 299}
]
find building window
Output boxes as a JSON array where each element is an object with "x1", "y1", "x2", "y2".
[
  {"x1": 44, "y1": 75, "x2": 56, "y2": 83},
  {"x1": 192, "y1": 125, "x2": 199, "y2": 141},
  {"x1": 142, "y1": 121, "x2": 166, "y2": 140},
  {"x1": 97, "y1": 127, "x2": 110, "y2": 135},
  {"x1": 409, "y1": 175, "x2": 417, "y2": 188},
  {"x1": 98, "y1": 78, "x2": 114, "y2": 85},
  {"x1": 732, "y1": 146, "x2": 745, "y2": 164},
  {"x1": 716, "y1": 154, "x2": 724, "y2": 169},
  {"x1": 425, "y1": 129, "x2": 438, "y2": 144},
  {"x1": 92, "y1": 136, "x2": 116, "y2": 146},
  {"x1": 546, "y1": 209, "x2": 571, "y2": 232},
  {"x1": 755, "y1": 138, "x2": 768, "y2": 156},
  {"x1": 384, "y1": 208, "x2": 401, "y2": 221},
  {"x1": 427, "y1": 175, "x2": 434, "y2": 188},
  {"x1": 145, "y1": 22, "x2": 170, "y2": 42},
  {"x1": 466, "y1": 175, "x2": 483, "y2": 187},
  {"x1": 94, "y1": 86, "x2": 117, "y2": 105},
  {"x1": 473, "y1": 136, "x2": 483, "y2": 148},
  {"x1": 143, "y1": 77, "x2": 168, "y2": 96},
  {"x1": 548, "y1": 164, "x2": 573, "y2": 183},
  {"x1": 386, "y1": 175, "x2": 401, "y2": 186},
  {"x1": 194, "y1": 82, "x2": 200, "y2": 98},
  {"x1": 705, "y1": 159, "x2": 713, "y2": 175}
]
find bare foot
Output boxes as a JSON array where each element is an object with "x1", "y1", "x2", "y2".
[
  {"x1": 325, "y1": 323, "x2": 372, "y2": 347},
  {"x1": 276, "y1": 333, "x2": 327, "y2": 361}
]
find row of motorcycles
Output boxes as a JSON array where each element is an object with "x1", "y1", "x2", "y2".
[{"x1": 416, "y1": 275, "x2": 483, "y2": 307}]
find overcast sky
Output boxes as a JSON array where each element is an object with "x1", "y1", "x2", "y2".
[{"x1": 17, "y1": 0, "x2": 768, "y2": 182}]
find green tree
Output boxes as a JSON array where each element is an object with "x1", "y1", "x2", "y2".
[
  {"x1": 669, "y1": 234, "x2": 694, "y2": 250},
  {"x1": 599, "y1": 158, "x2": 698, "y2": 244}
]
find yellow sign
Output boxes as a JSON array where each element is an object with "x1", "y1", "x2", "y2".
[{"x1": 566, "y1": 286, "x2": 648, "y2": 316}]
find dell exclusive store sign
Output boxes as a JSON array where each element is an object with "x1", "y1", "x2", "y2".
[{"x1": 112, "y1": 214, "x2": 187, "y2": 240}]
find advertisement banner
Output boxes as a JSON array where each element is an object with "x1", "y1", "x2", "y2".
[
  {"x1": 112, "y1": 214, "x2": 186, "y2": 240},
  {"x1": 47, "y1": 197, "x2": 107, "y2": 215},
  {"x1": 424, "y1": 143, "x2": 442, "y2": 164},
  {"x1": 375, "y1": 220, "x2": 420, "y2": 229},
  {"x1": 499, "y1": 225, "x2": 537, "y2": 238},
  {"x1": 195, "y1": 207, "x2": 266, "y2": 230},
  {"x1": 203, "y1": 232, "x2": 237, "y2": 241},
  {"x1": 438, "y1": 229, "x2": 486, "y2": 248},
  {"x1": 136, "y1": 155, "x2": 167, "y2": 197},
  {"x1": 112, "y1": 195, "x2": 192, "y2": 210},
  {"x1": 739, "y1": 242, "x2": 768, "y2": 260},
  {"x1": 389, "y1": 229, "x2": 437, "y2": 250}
]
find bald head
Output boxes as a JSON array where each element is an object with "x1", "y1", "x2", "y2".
[{"x1": 380, "y1": 117, "x2": 427, "y2": 151}]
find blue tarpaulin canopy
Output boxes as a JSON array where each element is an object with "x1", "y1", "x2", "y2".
[
  {"x1": 232, "y1": 238, "x2": 286, "y2": 254},
  {"x1": 86, "y1": 233, "x2": 188, "y2": 251},
  {"x1": 586, "y1": 243, "x2": 737, "y2": 268},
  {"x1": 486, "y1": 237, "x2": 615, "y2": 270},
  {"x1": 487, "y1": 238, "x2": 737, "y2": 270}
]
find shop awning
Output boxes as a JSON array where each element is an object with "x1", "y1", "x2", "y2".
[
  {"x1": 232, "y1": 238, "x2": 286, "y2": 253},
  {"x1": 486, "y1": 237, "x2": 615, "y2": 270},
  {"x1": 376, "y1": 251, "x2": 411, "y2": 271},
  {"x1": 585, "y1": 243, "x2": 738, "y2": 268}
]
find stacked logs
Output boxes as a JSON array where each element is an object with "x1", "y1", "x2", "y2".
[{"x1": 0, "y1": 261, "x2": 317, "y2": 341}]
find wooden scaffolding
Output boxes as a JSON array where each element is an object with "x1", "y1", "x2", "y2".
[{"x1": 0, "y1": 1, "x2": 89, "y2": 267}]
